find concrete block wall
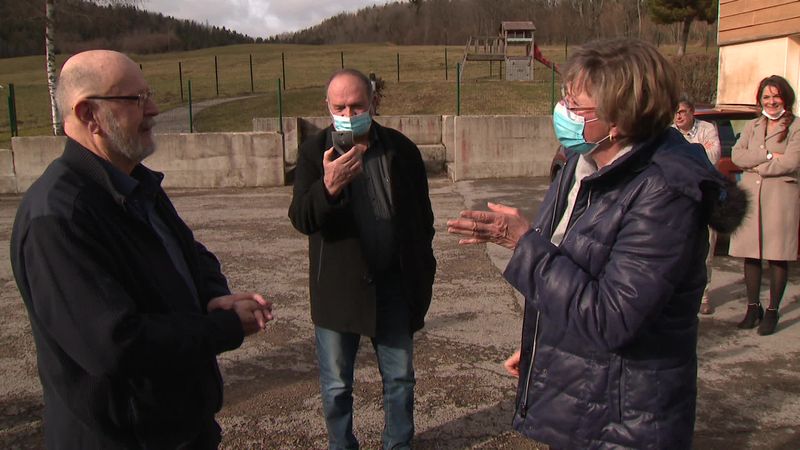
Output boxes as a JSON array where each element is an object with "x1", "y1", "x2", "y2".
[
  {"x1": 147, "y1": 133, "x2": 284, "y2": 188},
  {"x1": 450, "y1": 115, "x2": 558, "y2": 181},
  {"x1": 5, "y1": 115, "x2": 559, "y2": 194},
  {"x1": 255, "y1": 115, "x2": 448, "y2": 173},
  {"x1": 0, "y1": 149, "x2": 17, "y2": 193},
  {"x1": 9, "y1": 132, "x2": 283, "y2": 193},
  {"x1": 12, "y1": 136, "x2": 67, "y2": 192}
]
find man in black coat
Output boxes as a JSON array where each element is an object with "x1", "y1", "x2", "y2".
[
  {"x1": 289, "y1": 69, "x2": 435, "y2": 450},
  {"x1": 10, "y1": 50, "x2": 273, "y2": 449}
]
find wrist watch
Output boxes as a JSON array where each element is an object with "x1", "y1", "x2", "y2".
[{"x1": 766, "y1": 151, "x2": 773, "y2": 160}]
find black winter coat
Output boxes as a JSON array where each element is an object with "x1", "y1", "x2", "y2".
[
  {"x1": 11, "y1": 139, "x2": 244, "y2": 449},
  {"x1": 288, "y1": 122, "x2": 436, "y2": 336},
  {"x1": 504, "y1": 129, "x2": 746, "y2": 449}
]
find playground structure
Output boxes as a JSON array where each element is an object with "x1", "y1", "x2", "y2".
[{"x1": 461, "y1": 21, "x2": 558, "y2": 81}]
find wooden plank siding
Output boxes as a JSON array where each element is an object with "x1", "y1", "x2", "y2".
[{"x1": 719, "y1": 0, "x2": 800, "y2": 45}]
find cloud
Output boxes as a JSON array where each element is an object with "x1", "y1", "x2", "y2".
[{"x1": 142, "y1": 0, "x2": 397, "y2": 38}]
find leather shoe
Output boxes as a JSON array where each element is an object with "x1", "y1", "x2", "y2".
[
  {"x1": 737, "y1": 303, "x2": 763, "y2": 329},
  {"x1": 757, "y1": 308, "x2": 779, "y2": 335}
]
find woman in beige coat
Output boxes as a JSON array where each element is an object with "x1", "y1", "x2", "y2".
[{"x1": 729, "y1": 75, "x2": 800, "y2": 335}]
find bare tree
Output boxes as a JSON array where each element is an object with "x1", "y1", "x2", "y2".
[
  {"x1": 45, "y1": 0, "x2": 60, "y2": 135},
  {"x1": 45, "y1": 0, "x2": 138, "y2": 135}
]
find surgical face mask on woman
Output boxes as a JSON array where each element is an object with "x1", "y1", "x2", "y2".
[
  {"x1": 762, "y1": 109, "x2": 786, "y2": 121},
  {"x1": 552, "y1": 102, "x2": 610, "y2": 154},
  {"x1": 332, "y1": 111, "x2": 372, "y2": 137}
]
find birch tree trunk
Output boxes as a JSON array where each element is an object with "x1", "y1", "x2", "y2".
[{"x1": 45, "y1": 0, "x2": 62, "y2": 135}]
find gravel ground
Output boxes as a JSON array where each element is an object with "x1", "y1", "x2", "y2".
[{"x1": 0, "y1": 176, "x2": 798, "y2": 449}]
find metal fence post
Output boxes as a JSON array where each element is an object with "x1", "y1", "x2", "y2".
[
  {"x1": 277, "y1": 78, "x2": 283, "y2": 135},
  {"x1": 396, "y1": 53, "x2": 400, "y2": 83},
  {"x1": 444, "y1": 47, "x2": 448, "y2": 81},
  {"x1": 456, "y1": 63, "x2": 461, "y2": 116},
  {"x1": 214, "y1": 56, "x2": 219, "y2": 96},
  {"x1": 179, "y1": 62, "x2": 184, "y2": 102},
  {"x1": 188, "y1": 79, "x2": 193, "y2": 133},
  {"x1": 340, "y1": 51, "x2": 344, "y2": 69},
  {"x1": 249, "y1": 54, "x2": 254, "y2": 92},
  {"x1": 281, "y1": 52, "x2": 287, "y2": 90},
  {"x1": 8, "y1": 83, "x2": 18, "y2": 137}
]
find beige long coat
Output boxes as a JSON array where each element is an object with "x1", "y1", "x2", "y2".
[{"x1": 729, "y1": 116, "x2": 800, "y2": 261}]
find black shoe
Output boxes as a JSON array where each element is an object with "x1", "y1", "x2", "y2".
[
  {"x1": 757, "y1": 308, "x2": 779, "y2": 335},
  {"x1": 737, "y1": 303, "x2": 763, "y2": 329}
]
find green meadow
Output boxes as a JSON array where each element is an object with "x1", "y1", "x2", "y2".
[{"x1": 0, "y1": 42, "x2": 715, "y2": 146}]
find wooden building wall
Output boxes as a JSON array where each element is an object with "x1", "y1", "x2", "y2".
[{"x1": 719, "y1": 0, "x2": 800, "y2": 45}]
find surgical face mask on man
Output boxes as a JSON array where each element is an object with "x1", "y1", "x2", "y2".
[
  {"x1": 552, "y1": 102, "x2": 610, "y2": 155},
  {"x1": 332, "y1": 111, "x2": 372, "y2": 137}
]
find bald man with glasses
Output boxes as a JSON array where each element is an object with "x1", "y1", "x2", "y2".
[{"x1": 11, "y1": 50, "x2": 273, "y2": 449}]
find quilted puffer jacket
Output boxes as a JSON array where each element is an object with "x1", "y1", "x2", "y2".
[{"x1": 503, "y1": 128, "x2": 747, "y2": 449}]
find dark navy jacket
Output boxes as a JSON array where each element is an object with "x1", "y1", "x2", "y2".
[
  {"x1": 504, "y1": 128, "x2": 746, "y2": 449},
  {"x1": 11, "y1": 139, "x2": 244, "y2": 449}
]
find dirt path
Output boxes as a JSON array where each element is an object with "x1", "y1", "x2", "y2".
[{"x1": 153, "y1": 95, "x2": 263, "y2": 133}]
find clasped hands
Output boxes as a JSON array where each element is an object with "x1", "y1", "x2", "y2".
[
  {"x1": 446, "y1": 202, "x2": 530, "y2": 250},
  {"x1": 208, "y1": 292, "x2": 274, "y2": 336},
  {"x1": 323, "y1": 144, "x2": 367, "y2": 197}
]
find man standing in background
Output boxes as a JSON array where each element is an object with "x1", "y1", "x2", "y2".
[
  {"x1": 674, "y1": 94, "x2": 722, "y2": 315},
  {"x1": 289, "y1": 68, "x2": 435, "y2": 450}
]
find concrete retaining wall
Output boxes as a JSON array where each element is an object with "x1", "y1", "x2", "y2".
[
  {"x1": 0, "y1": 149, "x2": 17, "y2": 193},
  {"x1": 450, "y1": 115, "x2": 558, "y2": 181},
  {"x1": 12, "y1": 136, "x2": 67, "y2": 192},
  {"x1": 148, "y1": 133, "x2": 284, "y2": 188},
  {"x1": 9, "y1": 132, "x2": 283, "y2": 193},
  {"x1": 254, "y1": 115, "x2": 443, "y2": 168},
  {"x1": 5, "y1": 115, "x2": 559, "y2": 194}
]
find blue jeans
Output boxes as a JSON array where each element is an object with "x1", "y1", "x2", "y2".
[{"x1": 315, "y1": 326, "x2": 415, "y2": 450}]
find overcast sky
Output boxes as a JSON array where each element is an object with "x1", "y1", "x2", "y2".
[{"x1": 141, "y1": 0, "x2": 397, "y2": 39}]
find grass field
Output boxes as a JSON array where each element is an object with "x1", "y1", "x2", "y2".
[{"x1": 0, "y1": 42, "x2": 717, "y2": 146}]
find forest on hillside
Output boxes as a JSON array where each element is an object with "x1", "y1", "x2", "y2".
[
  {"x1": 274, "y1": 0, "x2": 716, "y2": 48},
  {"x1": 0, "y1": 0, "x2": 717, "y2": 59},
  {"x1": 0, "y1": 0, "x2": 255, "y2": 58}
]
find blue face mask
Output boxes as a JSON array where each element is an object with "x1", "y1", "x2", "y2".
[
  {"x1": 552, "y1": 102, "x2": 609, "y2": 154},
  {"x1": 332, "y1": 111, "x2": 372, "y2": 137}
]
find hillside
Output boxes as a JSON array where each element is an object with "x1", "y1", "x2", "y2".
[
  {"x1": 0, "y1": 0, "x2": 255, "y2": 58},
  {"x1": 274, "y1": 0, "x2": 716, "y2": 47}
]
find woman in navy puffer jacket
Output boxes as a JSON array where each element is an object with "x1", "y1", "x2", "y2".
[{"x1": 448, "y1": 39, "x2": 747, "y2": 449}]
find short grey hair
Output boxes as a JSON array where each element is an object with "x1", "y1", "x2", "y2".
[
  {"x1": 325, "y1": 68, "x2": 374, "y2": 99},
  {"x1": 678, "y1": 93, "x2": 695, "y2": 111},
  {"x1": 55, "y1": 65, "x2": 102, "y2": 119}
]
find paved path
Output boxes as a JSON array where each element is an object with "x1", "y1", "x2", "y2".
[{"x1": 153, "y1": 95, "x2": 263, "y2": 133}]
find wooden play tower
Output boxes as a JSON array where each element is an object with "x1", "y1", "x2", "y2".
[{"x1": 461, "y1": 21, "x2": 557, "y2": 81}]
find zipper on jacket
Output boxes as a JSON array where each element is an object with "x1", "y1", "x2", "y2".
[
  {"x1": 316, "y1": 240, "x2": 325, "y2": 283},
  {"x1": 561, "y1": 187, "x2": 593, "y2": 245},
  {"x1": 519, "y1": 311, "x2": 541, "y2": 418},
  {"x1": 518, "y1": 166, "x2": 566, "y2": 418}
]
